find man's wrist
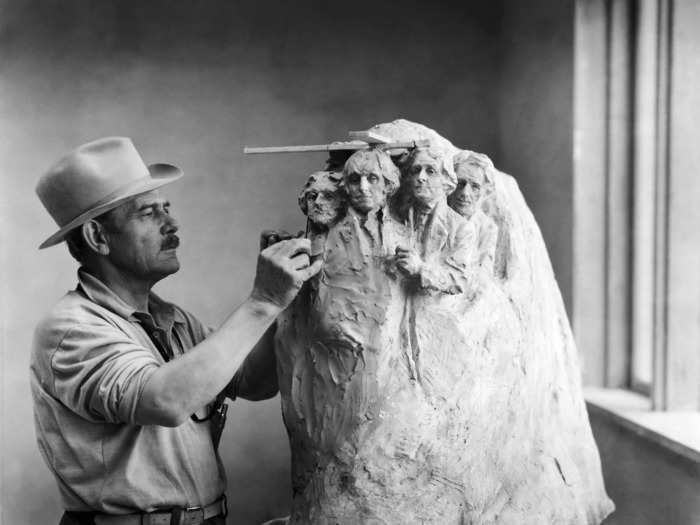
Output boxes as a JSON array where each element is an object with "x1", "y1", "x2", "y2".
[{"x1": 245, "y1": 293, "x2": 284, "y2": 320}]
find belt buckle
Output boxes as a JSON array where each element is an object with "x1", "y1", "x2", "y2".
[{"x1": 170, "y1": 505, "x2": 203, "y2": 525}]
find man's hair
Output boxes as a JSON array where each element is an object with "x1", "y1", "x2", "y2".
[
  {"x1": 402, "y1": 145, "x2": 457, "y2": 194},
  {"x1": 342, "y1": 149, "x2": 401, "y2": 196},
  {"x1": 64, "y1": 209, "x2": 120, "y2": 264},
  {"x1": 453, "y1": 150, "x2": 495, "y2": 188}
]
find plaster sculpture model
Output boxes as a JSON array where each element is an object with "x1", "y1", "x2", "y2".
[
  {"x1": 298, "y1": 170, "x2": 345, "y2": 256},
  {"x1": 275, "y1": 120, "x2": 614, "y2": 524}
]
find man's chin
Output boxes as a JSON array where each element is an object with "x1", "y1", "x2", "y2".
[{"x1": 156, "y1": 254, "x2": 181, "y2": 275}]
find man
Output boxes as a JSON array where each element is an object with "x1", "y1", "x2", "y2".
[
  {"x1": 448, "y1": 150, "x2": 498, "y2": 273},
  {"x1": 297, "y1": 170, "x2": 345, "y2": 231},
  {"x1": 338, "y1": 148, "x2": 399, "y2": 247},
  {"x1": 315, "y1": 148, "x2": 400, "y2": 283},
  {"x1": 297, "y1": 170, "x2": 345, "y2": 256},
  {"x1": 31, "y1": 137, "x2": 321, "y2": 525},
  {"x1": 395, "y1": 146, "x2": 473, "y2": 294}
]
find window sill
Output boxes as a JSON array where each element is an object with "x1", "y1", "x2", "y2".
[{"x1": 584, "y1": 387, "x2": 700, "y2": 465}]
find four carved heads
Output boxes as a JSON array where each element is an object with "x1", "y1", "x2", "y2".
[{"x1": 298, "y1": 146, "x2": 494, "y2": 226}]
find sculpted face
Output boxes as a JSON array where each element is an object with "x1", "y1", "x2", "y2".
[
  {"x1": 345, "y1": 167, "x2": 387, "y2": 214},
  {"x1": 103, "y1": 190, "x2": 181, "y2": 283},
  {"x1": 449, "y1": 163, "x2": 486, "y2": 218},
  {"x1": 406, "y1": 150, "x2": 446, "y2": 211},
  {"x1": 303, "y1": 177, "x2": 344, "y2": 227}
]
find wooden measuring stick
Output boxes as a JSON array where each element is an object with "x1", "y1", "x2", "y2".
[{"x1": 244, "y1": 139, "x2": 429, "y2": 155}]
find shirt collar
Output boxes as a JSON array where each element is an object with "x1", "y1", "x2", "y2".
[{"x1": 77, "y1": 268, "x2": 186, "y2": 327}]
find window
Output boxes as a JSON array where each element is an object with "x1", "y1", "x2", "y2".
[{"x1": 573, "y1": 0, "x2": 700, "y2": 411}]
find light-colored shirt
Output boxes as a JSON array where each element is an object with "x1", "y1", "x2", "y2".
[{"x1": 30, "y1": 269, "x2": 225, "y2": 513}]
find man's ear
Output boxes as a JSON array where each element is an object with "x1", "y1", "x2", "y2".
[{"x1": 82, "y1": 220, "x2": 111, "y2": 256}]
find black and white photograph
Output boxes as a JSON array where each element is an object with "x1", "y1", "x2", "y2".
[{"x1": 1, "y1": 1, "x2": 699, "y2": 524}]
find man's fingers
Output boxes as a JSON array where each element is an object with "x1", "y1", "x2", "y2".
[
  {"x1": 259, "y1": 230, "x2": 294, "y2": 250},
  {"x1": 274, "y1": 237, "x2": 312, "y2": 258},
  {"x1": 297, "y1": 259, "x2": 323, "y2": 281},
  {"x1": 290, "y1": 253, "x2": 310, "y2": 270},
  {"x1": 260, "y1": 230, "x2": 278, "y2": 250}
]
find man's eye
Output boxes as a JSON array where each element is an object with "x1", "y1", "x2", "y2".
[
  {"x1": 368, "y1": 176, "x2": 379, "y2": 183},
  {"x1": 427, "y1": 168, "x2": 436, "y2": 175}
]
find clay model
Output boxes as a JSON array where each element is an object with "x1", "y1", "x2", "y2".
[
  {"x1": 298, "y1": 171, "x2": 345, "y2": 231},
  {"x1": 274, "y1": 120, "x2": 614, "y2": 524},
  {"x1": 449, "y1": 150, "x2": 499, "y2": 274},
  {"x1": 393, "y1": 145, "x2": 472, "y2": 291},
  {"x1": 298, "y1": 170, "x2": 345, "y2": 256}
]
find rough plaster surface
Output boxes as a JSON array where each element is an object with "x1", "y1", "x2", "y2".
[{"x1": 275, "y1": 120, "x2": 614, "y2": 524}]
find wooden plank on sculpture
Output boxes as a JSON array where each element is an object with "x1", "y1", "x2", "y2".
[{"x1": 275, "y1": 119, "x2": 614, "y2": 524}]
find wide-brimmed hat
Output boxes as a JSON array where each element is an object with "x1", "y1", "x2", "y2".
[{"x1": 36, "y1": 137, "x2": 183, "y2": 249}]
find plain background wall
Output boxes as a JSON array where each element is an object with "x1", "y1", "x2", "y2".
[
  {"x1": 0, "y1": 1, "x2": 512, "y2": 523},
  {"x1": 498, "y1": 0, "x2": 574, "y2": 315}
]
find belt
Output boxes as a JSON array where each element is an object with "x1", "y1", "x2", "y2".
[{"x1": 93, "y1": 496, "x2": 227, "y2": 525}]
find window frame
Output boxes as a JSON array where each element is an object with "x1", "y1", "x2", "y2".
[{"x1": 573, "y1": 0, "x2": 700, "y2": 412}]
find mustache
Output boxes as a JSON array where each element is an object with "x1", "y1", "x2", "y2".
[{"x1": 161, "y1": 235, "x2": 180, "y2": 250}]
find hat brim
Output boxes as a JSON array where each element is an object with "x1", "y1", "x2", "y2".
[{"x1": 38, "y1": 163, "x2": 183, "y2": 249}]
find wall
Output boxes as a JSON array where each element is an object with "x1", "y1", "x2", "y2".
[
  {"x1": 589, "y1": 410, "x2": 700, "y2": 524},
  {"x1": 0, "y1": 1, "x2": 502, "y2": 523},
  {"x1": 497, "y1": 0, "x2": 575, "y2": 315}
]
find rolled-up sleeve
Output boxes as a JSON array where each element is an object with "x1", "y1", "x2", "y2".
[{"x1": 51, "y1": 323, "x2": 160, "y2": 424}]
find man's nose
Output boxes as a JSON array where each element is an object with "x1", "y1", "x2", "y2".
[
  {"x1": 358, "y1": 177, "x2": 370, "y2": 191},
  {"x1": 416, "y1": 169, "x2": 428, "y2": 182},
  {"x1": 161, "y1": 213, "x2": 179, "y2": 234}
]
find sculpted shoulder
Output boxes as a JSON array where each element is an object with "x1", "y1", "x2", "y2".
[{"x1": 440, "y1": 203, "x2": 473, "y2": 244}]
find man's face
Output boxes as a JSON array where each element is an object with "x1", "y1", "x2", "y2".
[
  {"x1": 304, "y1": 179, "x2": 343, "y2": 227},
  {"x1": 449, "y1": 164, "x2": 485, "y2": 218},
  {"x1": 103, "y1": 190, "x2": 180, "y2": 283},
  {"x1": 407, "y1": 151, "x2": 445, "y2": 210},
  {"x1": 344, "y1": 169, "x2": 387, "y2": 214}
]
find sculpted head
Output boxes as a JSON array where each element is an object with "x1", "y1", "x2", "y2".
[
  {"x1": 449, "y1": 151, "x2": 495, "y2": 219},
  {"x1": 342, "y1": 149, "x2": 400, "y2": 215},
  {"x1": 403, "y1": 146, "x2": 457, "y2": 212},
  {"x1": 298, "y1": 171, "x2": 345, "y2": 228}
]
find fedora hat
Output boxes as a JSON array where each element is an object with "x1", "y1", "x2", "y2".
[{"x1": 36, "y1": 137, "x2": 183, "y2": 249}]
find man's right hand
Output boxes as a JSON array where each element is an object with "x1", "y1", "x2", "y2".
[{"x1": 251, "y1": 238, "x2": 323, "y2": 309}]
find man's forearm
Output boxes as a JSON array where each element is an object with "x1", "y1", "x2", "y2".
[
  {"x1": 227, "y1": 322, "x2": 279, "y2": 401},
  {"x1": 135, "y1": 296, "x2": 281, "y2": 426}
]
